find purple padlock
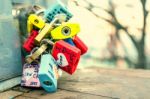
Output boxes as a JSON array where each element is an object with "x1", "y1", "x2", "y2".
[{"x1": 21, "y1": 62, "x2": 40, "y2": 87}]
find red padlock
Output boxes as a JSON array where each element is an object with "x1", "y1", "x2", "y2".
[
  {"x1": 23, "y1": 30, "x2": 38, "y2": 52},
  {"x1": 49, "y1": 40, "x2": 81, "y2": 75},
  {"x1": 73, "y1": 36, "x2": 88, "y2": 55}
]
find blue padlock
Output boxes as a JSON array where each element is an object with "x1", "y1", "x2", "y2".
[
  {"x1": 38, "y1": 54, "x2": 58, "y2": 92},
  {"x1": 64, "y1": 38, "x2": 75, "y2": 46},
  {"x1": 44, "y1": 3, "x2": 73, "y2": 23}
]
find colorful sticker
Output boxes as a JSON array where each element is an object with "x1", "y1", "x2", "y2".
[{"x1": 21, "y1": 63, "x2": 40, "y2": 87}]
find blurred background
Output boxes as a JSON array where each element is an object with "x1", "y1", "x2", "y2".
[
  {"x1": 68, "y1": 0, "x2": 150, "y2": 70},
  {"x1": 1, "y1": 0, "x2": 150, "y2": 92},
  {"x1": 11, "y1": 0, "x2": 150, "y2": 70}
]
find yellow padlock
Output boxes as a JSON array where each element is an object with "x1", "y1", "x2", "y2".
[
  {"x1": 34, "y1": 23, "x2": 54, "y2": 44},
  {"x1": 27, "y1": 20, "x2": 33, "y2": 34},
  {"x1": 34, "y1": 14, "x2": 67, "y2": 44},
  {"x1": 50, "y1": 23, "x2": 80, "y2": 40},
  {"x1": 27, "y1": 14, "x2": 45, "y2": 33}
]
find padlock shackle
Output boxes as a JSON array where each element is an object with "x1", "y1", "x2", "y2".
[
  {"x1": 53, "y1": 14, "x2": 67, "y2": 24},
  {"x1": 41, "y1": 39, "x2": 54, "y2": 46},
  {"x1": 25, "y1": 44, "x2": 48, "y2": 63},
  {"x1": 32, "y1": 5, "x2": 45, "y2": 12},
  {"x1": 27, "y1": 5, "x2": 45, "y2": 15}
]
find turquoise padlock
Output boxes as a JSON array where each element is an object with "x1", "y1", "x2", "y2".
[
  {"x1": 38, "y1": 54, "x2": 58, "y2": 92},
  {"x1": 44, "y1": 3, "x2": 72, "y2": 23}
]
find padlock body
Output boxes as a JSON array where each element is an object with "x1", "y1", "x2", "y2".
[
  {"x1": 35, "y1": 23, "x2": 53, "y2": 44},
  {"x1": 25, "y1": 44, "x2": 48, "y2": 64},
  {"x1": 52, "y1": 40, "x2": 81, "y2": 74},
  {"x1": 28, "y1": 14, "x2": 45, "y2": 33},
  {"x1": 23, "y1": 30, "x2": 38, "y2": 52},
  {"x1": 50, "y1": 23, "x2": 80, "y2": 40},
  {"x1": 64, "y1": 38, "x2": 75, "y2": 46},
  {"x1": 73, "y1": 36, "x2": 88, "y2": 55},
  {"x1": 38, "y1": 54, "x2": 58, "y2": 92},
  {"x1": 21, "y1": 62, "x2": 40, "y2": 87},
  {"x1": 27, "y1": 20, "x2": 33, "y2": 34},
  {"x1": 44, "y1": 3, "x2": 72, "y2": 23}
]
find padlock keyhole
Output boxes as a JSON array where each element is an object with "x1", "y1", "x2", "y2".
[
  {"x1": 34, "y1": 19, "x2": 39, "y2": 24},
  {"x1": 64, "y1": 29, "x2": 68, "y2": 34},
  {"x1": 43, "y1": 81, "x2": 53, "y2": 86},
  {"x1": 62, "y1": 26, "x2": 71, "y2": 36}
]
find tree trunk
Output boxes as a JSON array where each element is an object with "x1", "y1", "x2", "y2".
[{"x1": 135, "y1": 43, "x2": 146, "y2": 69}]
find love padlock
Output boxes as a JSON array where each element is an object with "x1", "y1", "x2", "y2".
[
  {"x1": 23, "y1": 30, "x2": 38, "y2": 52},
  {"x1": 25, "y1": 44, "x2": 48, "y2": 63},
  {"x1": 50, "y1": 23, "x2": 80, "y2": 40},
  {"x1": 73, "y1": 36, "x2": 88, "y2": 55},
  {"x1": 44, "y1": 3, "x2": 72, "y2": 23},
  {"x1": 21, "y1": 62, "x2": 40, "y2": 87},
  {"x1": 38, "y1": 54, "x2": 58, "y2": 92},
  {"x1": 27, "y1": 14, "x2": 45, "y2": 33},
  {"x1": 52, "y1": 40, "x2": 81, "y2": 74},
  {"x1": 42, "y1": 39, "x2": 81, "y2": 74},
  {"x1": 34, "y1": 14, "x2": 66, "y2": 44}
]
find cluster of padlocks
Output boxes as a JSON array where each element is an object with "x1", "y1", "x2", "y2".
[{"x1": 21, "y1": 2, "x2": 88, "y2": 92}]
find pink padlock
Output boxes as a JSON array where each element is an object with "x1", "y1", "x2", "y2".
[{"x1": 21, "y1": 62, "x2": 40, "y2": 87}]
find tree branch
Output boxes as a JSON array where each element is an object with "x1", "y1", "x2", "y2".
[
  {"x1": 108, "y1": 0, "x2": 140, "y2": 49},
  {"x1": 124, "y1": 28, "x2": 139, "y2": 48},
  {"x1": 73, "y1": 0, "x2": 114, "y2": 25},
  {"x1": 140, "y1": 0, "x2": 148, "y2": 46},
  {"x1": 74, "y1": 0, "x2": 139, "y2": 49}
]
